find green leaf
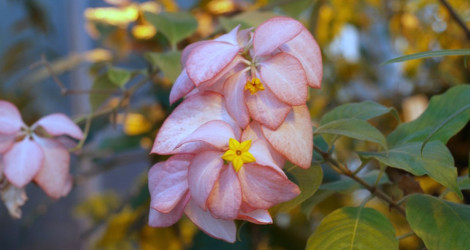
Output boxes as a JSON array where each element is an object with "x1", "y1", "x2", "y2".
[
  {"x1": 144, "y1": 11, "x2": 198, "y2": 46},
  {"x1": 382, "y1": 49, "x2": 470, "y2": 65},
  {"x1": 320, "y1": 170, "x2": 389, "y2": 192},
  {"x1": 458, "y1": 177, "x2": 470, "y2": 190},
  {"x1": 406, "y1": 194, "x2": 470, "y2": 249},
  {"x1": 315, "y1": 118, "x2": 387, "y2": 150},
  {"x1": 107, "y1": 66, "x2": 131, "y2": 88},
  {"x1": 387, "y1": 85, "x2": 470, "y2": 147},
  {"x1": 144, "y1": 51, "x2": 182, "y2": 82},
  {"x1": 89, "y1": 73, "x2": 119, "y2": 111},
  {"x1": 306, "y1": 207, "x2": 398, "y2": 250},
  {"x1": 420, "y1": 103, "x2": 470, "y2": 153},
  {"x1": 320, "y1": 101, "x2": 399, "y2": 125},
  {"x1": 271, "y1": 165, "x2": 322, "y2": 213},
  {"x1": 319, "y1": 101, "x2": 398, "y2": 149},
  {"x1": 359, "y1": 141, "x2": 462, "y2": 199},
  {"x1": 219, "y1": 11, "x2": 279, "y2": 31}
]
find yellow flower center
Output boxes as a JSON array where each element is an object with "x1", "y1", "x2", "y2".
[
  {"x1": 244, "y1": 78, "x2": 265, "y2": 95},
  {"x1": 221, "y1": 138, "x2": 256, "y2": 172}
]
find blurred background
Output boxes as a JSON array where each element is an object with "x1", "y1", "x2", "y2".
[{"x1": 0, "y1": 0, "x2": 469, "y2": 249}]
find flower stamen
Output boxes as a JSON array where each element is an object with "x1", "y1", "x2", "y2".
[
  {"x1": 221, "y1": 138, "x2": 256, "y2": 172},
  {"x1": 244, "y1": 78, "x2": 265, "y2": 95}
]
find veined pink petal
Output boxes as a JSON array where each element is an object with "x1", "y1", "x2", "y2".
[
  {"x1": 33, "y1": 137, "x2": 71, "y2": 199},
  {"x1": 0, "y1": 134, "x2": 15, "y2": 154},
  {"x1": 152, "y1": 92, "x2": 238, "y2": 155},
  {"x1": 214, "y1": 25, "x2": 240, "y2": 45},
  {"x1": 249, "y1": 140, "x2": 283, "y2": 175},
  {"x1": 238, "y1": 209, "x2": 272, "y2": 224},
  {"x1": 176, "y1": 120, "x2": 235, "y2": 150},
  {"x1": 4, "y1": 138, "x2": 44, "y2": 188},
  {"x1": 184, "y1": 199, "x2": 236, "y2": 243},
  {"x1": 281, "y1": 29, "x2": 322, "y2": 88},
  {"x1": 0, "y1": 100, "x2": 25, "y2": 135},
  {"x1": 149, "y1": 155, "x2": 192, "y2": 213},
  {"x1": 169, "y1": 69, "x2": 195, "y2": 105},
  {"x1": 245, "y1": 86, "x2": 291, "y2": 130},
  {"x1": 241, "y1": 122, "x2": 285, "y2": 167},
  {"x1": 259, "y1": 52, "x2": 308, "y2": 106},
  {"x1": 262, "y1": 105, "x2": 313, "y2": 169},
  {"x1": 238, "y1": 163, "x2": 300, "y2": 209},
  {"x1": 188, "y1": 151, "x2": 224, "y2": 210},
  {"x1": 33, "y1": 114, "x2": 83, "y2": 140},
  {"x1": 149, "y1": 193, "x2": 190, "y2": 227},
  {"x1": 207, "y1": 166, "x2": 241, "y2": 220},
  {"x1": 237, "y1": 28, "x2": 253, "y2": 47},
  {"x1": 224, "y1": 69, "x2": 250, "y2": 128},
  {"x1": 182, "y1": 41, "x2": 208, "y2": 65},
  {"x1": 186, "y1": 41, "x2": 240, "y2": 86},
  {"x1": 253, "y1": 17, "x2": 303, "y2": 57}
]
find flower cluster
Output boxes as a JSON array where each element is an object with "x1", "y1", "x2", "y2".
[
  {"x1": 148, "y1": 17, "x2": 322, "y2": 242},
  {"x1": 0, "y1": 100, "x2": 83, "y2": 218}
]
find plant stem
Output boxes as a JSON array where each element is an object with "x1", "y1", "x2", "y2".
[
  {"x1": 396, "y1": 231, "x2": 415, "y2": 240},
  {"x1": 439, "y1": 0, "x2": 470, "y2": 40},
  {"x1": 314, "y1": 145, "x2": 406, "y2": 216}
]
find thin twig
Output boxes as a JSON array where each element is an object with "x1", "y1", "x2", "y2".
[
  {"x1": 314, "y1": 145, "x2": 406, "y2": 216},
  {"x1": 439, "y1": 0, "x2": 470, "y2": 40},
  {"x1": 396, "y1": 231, "x2": 415, "y2": 241}
]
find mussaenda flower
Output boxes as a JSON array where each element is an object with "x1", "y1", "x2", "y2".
[
  {"x1": 0, "y1": 100, "x2": 84, "y2": 199},
  {"x1": 170, "y1": 16, "x2": 322, "y2": 131}
]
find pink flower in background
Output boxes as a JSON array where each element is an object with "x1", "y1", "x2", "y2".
[
  {"x1": 170, "y1": 17, "x2": 322, "y2": 130},
  {"x1": 0, "y1": 100, "x2": 83, "y2": 199}
]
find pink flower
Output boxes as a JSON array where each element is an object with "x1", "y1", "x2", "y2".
[
  {"x1": 170, "y1": 17, "x2": 322, "y2": 131},
  {"x1": 0, "y1": 100, "x2": 83, "y2": 199},
  {"x1": 153, "y1": 92, "x2": 313, "y2": 169}
]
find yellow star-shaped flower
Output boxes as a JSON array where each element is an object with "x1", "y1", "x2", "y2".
[
  {"x1": 244, "y1": 78, "x2": 265, "y2": 95},
  {"x1": 221, "y1": 138, "x2": 256, "y2": 172}
]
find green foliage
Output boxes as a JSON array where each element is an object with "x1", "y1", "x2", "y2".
[
  {"x1": 320, "y1": 101, "x2": 399, "y2": 125},
  {"x1": 107, "y1": 66, "x2": 132, "y2": 88},
  {"x1": 382, "y1": 49, "x2": 470, "y2": 64},
  {"x1": 219, "y1": 11, "x2": 279, "y2": 31},
  {"x1": 359, "y1": 141, "x2": 462, "y2": 198},
  {"x1": 315, "y1": 118, "x2": 387, "y2": 150},
  {"x1": 271, "y1": 165, "x2": 323, "y2": 213},
  {"x1": 406, "y1": 194, "x2": 470, "y2": 250},
  {"x1": 144, "y1": 12, "x2": 198, "y2": 47},
  {"x1": 89, "y1": 73, "x2": 119, "y2": 111},
  {"x1": 306, "y1": 207, "x2": 398, "y2": 250},
  {"x1": 144, "y1": 51, "x2": 182, "y2": 82},
  {"x1": 320, "y1": 170, "x2": 389, "y2": 192},
  {"x1": 387, "y1": 85, "x2": 470, "y2": 147}
]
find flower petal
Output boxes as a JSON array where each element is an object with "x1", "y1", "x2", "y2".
[
  {"x1": 188, "y1": 151, "x2": 224, "y2": 209},
  {"x1": 152, "y1": 92, "x2": 238, "y2": 155},
  {"x1": 214, "y1": 24, "x2": 240, "y2": 45},
  {"x1": 262, "y1": 105, "x2": 313, "y2": 169},
  {"x1": 259, "y1": 52, "x2": 308, "y2": 106},
  {"x1": 176, "y1": 120, "x2": 235, "y2": 150},
  {"x1": 184, "y1": 199, "x2": 236, "y2": 243},
  {"x1": 0, "y1": 134, "x2": 15, "y2": 154},
  {"x1": 245, "y1": 85, "x2": 291, "y2": 130},
  {"x1": 169, "y1": 69, "x2": 195, "y2": 105},
  {"x1": 207, "y1": 166, "x2": 241, "y2": 220},
  {"x1": 33, "y1": 114, "x2": 84, "y2": 140},
  {"x1": 238, "y1": 209, "x2": 272, "y2": 224},
  {"x1": 253, "y1": 17, "x2": 303, "y2": 57},
  {"x1": 0, "y1": 100, "x2": 25, "y2": 135},
  {"x1": 238, "y1": 163, "x2": 300, "y2": 209},
  {"x1": 4, "y1": 138, "x2": 44, "y2": 188},
  {"x1": 33, "y1": 137, "x2": 72, "y2": 199},
  {"x1": 186, "y1": 41, "x2": 240, "y2": 86},
  {"x1": 223, "y1": 69, "x2": 250, "y2": 128},
  {"x1": 149, "y1": 193, "x2": 189, "y2": 227},
  {"x1": 280, "y1": 29, "x2": 322, "y2": 88},
  {"x1": 149, "y1": 155, "x2": 192, "y2": 213},
  {"x1": 241, "y1": 122, "x2": 285, "y2": 167},
  {"x1": 181, "y1": 41, "x2": 208, "y2": 65},
  {"x1": 249, "y1": 139, "x2": 283, "y2": 175}
]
